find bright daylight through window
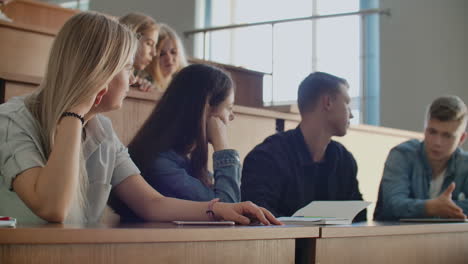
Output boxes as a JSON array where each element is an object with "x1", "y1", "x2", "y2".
[{"x1": 202, "y1": 0, "x2": 363, "y2": 123}]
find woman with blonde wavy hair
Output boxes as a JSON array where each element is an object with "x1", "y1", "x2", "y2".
[
  {"x1": 119, "y1": 12, "x2": 159, "y2": 92},
  {"x1": 145, "y1": 23, "x2": 188, "y2": 92},
  {"x1": 0, "y1": 11, "x2": 281, "y2": 225}
]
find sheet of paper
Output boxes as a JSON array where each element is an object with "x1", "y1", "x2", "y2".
[
  {"x1": 293, "y1": 201, "x2": 371, "y2": 219},
  {"x1": 277, "y1": 216, "x2": 340, "y2": 222},
  {"x1": 173, "y1": 221, "x2": 235, "y2": 225},
  {"x1": 400, "y1": 218, "x2": 468, "y2": 223}
]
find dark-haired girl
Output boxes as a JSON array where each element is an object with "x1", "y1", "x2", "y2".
[{"x1": 128, "y1": 64, "x2": 240, "y2": 203}]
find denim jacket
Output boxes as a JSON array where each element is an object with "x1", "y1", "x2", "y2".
[
  {"x1": 140, "y1": 149, "x2": 241, "y2": 203},
  {"x1": 374, "y1": 139, "x2": 468, "y2": 221}
]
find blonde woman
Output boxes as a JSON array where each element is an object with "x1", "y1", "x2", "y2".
[
  {"x1": 145, "y1": 23, "x2": 188, "y2": 92},
  {"x1": 0, "y1": 12, "x2": 281, "y2": 225},
  {"x1": 119, "y1": 12, "x2": 159, "y2": 92}
]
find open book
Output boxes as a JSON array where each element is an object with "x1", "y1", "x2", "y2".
[
  {"x1": 0, "y1": 216, "x2": 16, "y2": 228},
  {"x1": 278, "y1": 201, "x2": 371, "y2": 225}
]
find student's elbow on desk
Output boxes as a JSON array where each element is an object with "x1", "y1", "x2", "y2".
[
  {"x1": 35, "y1": 205, "x2": 68, "y2": 223},
  {"x1": 12, "y1": 170, "x2": 70, "y2": 223}
]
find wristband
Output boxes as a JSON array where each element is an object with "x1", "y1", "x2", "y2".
[
  {"x1": 206, "y1": 198, "x2": 220, "y2": 221},
  {"x1": 61, "y1": 112, "x2": 84, "y2": 126}
]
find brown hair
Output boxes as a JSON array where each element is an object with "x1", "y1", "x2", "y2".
[
  {"x1": 129, "y1": 64, "x2": 233, "y2": 186},
  {"x1": 147, "y1": 23, "x2": 188, "y2": 90},
  {"x1": 297, "y1": 71, "x2": 348, "y2": 114},
  {"x1": 119, "y1": 12, "x2": 158, "y2": 37},
  {"x1": 428, "y1": 95, "x2": 467, "y2": 123}
]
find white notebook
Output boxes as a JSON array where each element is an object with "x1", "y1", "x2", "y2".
[
  {"x1": 278, "y1": 201, "x2": 371, "y2": 225},
  {"x1": 0, "y1": 216, "x2": 16, "y2": 228}
]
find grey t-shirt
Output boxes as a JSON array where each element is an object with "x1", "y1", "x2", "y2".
[{"x1": 0, "y1": 97, "x2": 140, "y2": 223}]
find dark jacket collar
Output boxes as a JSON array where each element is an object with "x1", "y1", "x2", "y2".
[{"x1": 291, "y1": 125, "x2": 335, "y2": 167}]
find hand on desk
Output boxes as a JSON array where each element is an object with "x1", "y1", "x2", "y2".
[
  {"x1": 425, "y1": 182, "x2": 467, "y2": 219},
  {"x1": 213, "y1": 201, "x2": 283, "y2": 226}
]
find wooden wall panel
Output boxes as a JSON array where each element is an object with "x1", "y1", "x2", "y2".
[
  {"x1": 229, "y1": 67, "x2": 264, "y2": 108},
  {"x1": 102, "y1": 97, "x2": 155, "y2": 146},
  {"x1": 189, "y1": 59, "x2": 265, "y2": 108},
  {"x1": 211, "y1": 108, "x2": 279, "y2": 167},
  {"x1": 0, "y1": 23, "x2": 54, "y2": 78},
  {"x1": 1, "y1": 0, "x2": 77, "y2": 33},
  {"x1": 4, "y1": 81, "x2": 36, "y2": 100}
]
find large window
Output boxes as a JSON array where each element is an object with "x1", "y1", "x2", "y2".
[{"x1": 194, "y1": 0, "x2": 379, "y2": 124}]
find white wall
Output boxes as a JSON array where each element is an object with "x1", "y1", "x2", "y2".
[
  {"x1": 380, "y1": 0, "x2": 468, "y2": 133},
  {"x1": 89, "y1": 0, "x2": 199, "y2": 56}
]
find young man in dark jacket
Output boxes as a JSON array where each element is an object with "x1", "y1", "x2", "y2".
[{"x1": 241, "y1": 72, "x2": 366, "y2": 221}]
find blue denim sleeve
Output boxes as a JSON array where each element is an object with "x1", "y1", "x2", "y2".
[
  {"x1": 379, "y1": 148, "x2": 426, "y2": 220},
  {"x1": 212, "y1": 149, "x2": 241, "y2": 202},
  {"x1": 452, "y1": 162, "x2": 468, "y2": 215},
  {"x1": 453, "y1": 200, "x2": 468, "y2": 215},
  {"x1": 145, "y1": 150, "x2": 240, "y2": 202}
]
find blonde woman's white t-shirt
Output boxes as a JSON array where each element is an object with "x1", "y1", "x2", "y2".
[{"x1": 0, "y1": 96, "x2": 140, "y2": 224}]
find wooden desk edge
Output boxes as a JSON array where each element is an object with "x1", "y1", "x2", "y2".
[
  {"x1": 0, "y1": 72, "x2": 43, "y2": 85},
  {"x1": 0, "y1": 225, "x2": 319, "y2": 244},
  {"x1": 320, "y1": 222, "x2": 468, "y2": 238},
  {"x1": 0, "y1": 19, "x2": 57, "y2": 36}
]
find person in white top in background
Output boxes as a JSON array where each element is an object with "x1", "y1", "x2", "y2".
[
  {"x1": 119, "y1": 12, "x2": 159, "y2": 92},
  {"x1": 144, "y1": 23, "x2": 188, "y2": 92}
]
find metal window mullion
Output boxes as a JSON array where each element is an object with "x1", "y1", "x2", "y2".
[
  {"x1": 271, "y1": 23, "x2": 275, "y2": 105},
  {"x1": 311, "y1": 0, "x2": 318, "y2": 72},
  {"x1": 185, "y1": 8, "x2": 389, "y2": 37},
  {"x1": 229, "y1": 0, "x2": 236, "y2": 65},
  {"x1": 360, "y1": 13, "x2": 366, "y2": 123}
]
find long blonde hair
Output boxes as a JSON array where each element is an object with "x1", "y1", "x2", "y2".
[
  {"x1": 147, "y1": 24, "x2": 188, "y2": 91},
  {"x1": 119, "y1": 12, "x2": 158, "y2": 36},
  {"x1": 25, "y1": 11, "x2": 137, "y2": 222}
]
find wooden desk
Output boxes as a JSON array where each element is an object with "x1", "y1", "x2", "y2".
[
  {"x1": 0, "y1": 223, "x2": 319, "y2": 264},
  {"x1": 4, "y1": 221, "x2": 467, "y2": 264},
  {"x1": 311, "y1": 222, "x2": 468, "y2": 264}
]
